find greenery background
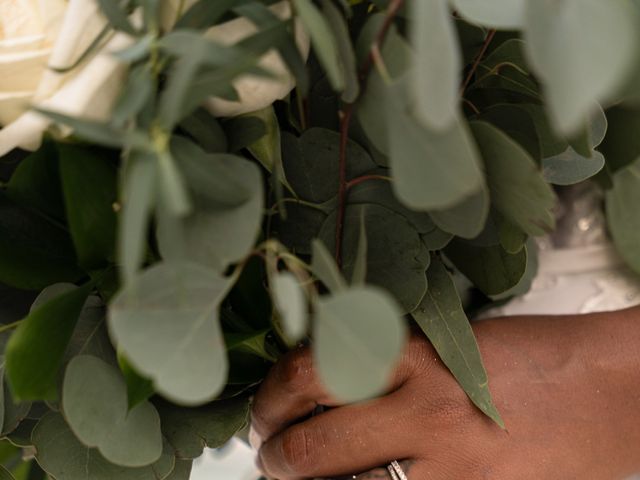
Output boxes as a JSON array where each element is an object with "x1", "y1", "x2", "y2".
[{"x1": 1, "y1": 0, "x2": 640, "y2": 478}]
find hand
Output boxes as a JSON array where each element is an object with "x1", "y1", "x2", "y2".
[{"x1": 251, "y1": 309, "x2": 640, "y2": 479}]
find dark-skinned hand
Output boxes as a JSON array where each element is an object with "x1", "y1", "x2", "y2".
[{"x1": 251, "y1": 308, "x2": 640, "y2": 479}]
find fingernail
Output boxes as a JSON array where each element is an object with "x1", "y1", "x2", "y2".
[{"x1": 249, "y1": 424, "x2": 263, "y2": 450}]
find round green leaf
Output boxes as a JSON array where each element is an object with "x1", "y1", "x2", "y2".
[
  {"x1": 318, "y1": 204, "x2": 430, "y2": 313},
  {"x1": 271, "y1": 272, "x2": 308, "y2": 342},
  {"x1": 606, "y1": 158, "x2": 640, "y2": 274},
  {"x1": 108, "y1": 262, "x2": 233, "y2": 406},
  {"x1": 33, "y1": 413, "x2": 175, "y2": 480},
  {"x1": 523, "y1": 0, "x2": 638, "y2": 134},
  {"x1": 411, "y1": 0, "x2": 461, "y2": 130},
  {"x1": 451, "y1": 0, "x2": 525, "y2": 29},
  {"x1": 156, "y1": 396, "x2": 250, "y2": 460},
  {"x1": 313, "y1": 287, "x2": 407, "y2": 402},
  {"x1": 62, "y1": 355, "x2": 163, "y2": 467}
]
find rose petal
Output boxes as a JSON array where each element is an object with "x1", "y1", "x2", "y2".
[
  {"x1": 36, "y1": 0, "x2": 108, "y2": 100},
  {"x1": 0, "y1": 110, "x2": 48, "y2": 156},
  {"x1": 0, "y1": 91, "x2": 34, "y2": 125},
  {"x1": 0, "y1": 0, "x2": 42, "y2": 40},
  {"x1": 0, "y1": 48, "x2": 50, "y2": 91},
  {"x1": 0, "y1": 34, "x2": 46, "y2": 54}
]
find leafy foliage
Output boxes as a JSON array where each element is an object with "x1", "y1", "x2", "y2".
[{"x1": 1, "y1": 0, "x2": 640, "y2": 474}]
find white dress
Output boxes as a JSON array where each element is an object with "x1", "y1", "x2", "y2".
[{"x1": 190, "y1": 183, "x2": 640, "y2": 479}]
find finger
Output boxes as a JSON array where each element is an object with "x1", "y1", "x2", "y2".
[
  {"x1": 329, "y1": 460, "x2": 421, "y2": 480},
  {"x1": 252, "y1": 337, "x2": 433, "y2": 442},
  {"x1": 258, "y1": 390, "x2": 419, "y2": 479}
]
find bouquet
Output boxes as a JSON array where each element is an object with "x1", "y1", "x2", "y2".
[{"x1": 0, "y1": 0, "x2": 639, "y2": 478}]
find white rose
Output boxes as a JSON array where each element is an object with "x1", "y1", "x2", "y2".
[
  {"x1": 0, "y1": 0, "x2": 133, "y2": 157},
  {"x1": 162, "y1": 0, "x2": 310, "y2": 117}
]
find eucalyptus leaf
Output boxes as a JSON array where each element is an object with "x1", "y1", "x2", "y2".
[
  {"x1": 598, "y1": 105, "x2": 640, "y2": 174},
  {"x1": 311, "y1": 239, "x2": 347, "y2": 293},
  {"x1": 156, "y1": 138, "x2": 264, "y2": 272},
  {"x1": 5, "y1": 283, "x2": 92, "y2": 401},
  {"x1": 96, "y1": 0, "x2": 136, "y2": 34},
  {"x1": 606, "y1": 158, "x2": 640, "y2": 274},
  {"x1": 0, "y1": 466, "x2": 14, "y2": 480},
  {"x1": 450, "y1": 0, "x2": 524, "y2": 29},
  {"x1": 118, "y1": 151, "x2": 158, "y2": 286},
  {"x1": 163, "y1": 460, "x2": 192, "y2": 480},
  {"x1": 446, "y1": 239, "x2": 527, "y2": 296},
  {"x1": 271, "y1": 272, "x2": 308, "y2": 343},
  {"x1": 292, "y1": 0, "x2": 345, "y2": 92},
  {"x1": 33, "y1": 413, "x2": 175, "y2": 480},
  {"x1": 429, "y1": 187, "x2": 490, "y2": 239},
  {"x1": 156, "y1": 396, "x2": 250, "y2": 460},
  {"x1": 411, "y1": 0, "x2": 460, "y2": 130},
  {"x1": 542, "y1": 149, "x2": 605, "y2": 186},
  {"x1": 175, "y1": 0, "x2": 236, "y2": 29},
  {"x1": 58, "y1": 144, "x2": 117, "y2": 269},
  {"x1": 523, "y1": 0, "x2": 638, "y2": 134},
  {"x1": 62, "y1": 355, "x2": 163, "y2": 467},
  {"x1": 321, "y1": 0, "x2": 359, "y2": 102},
  {"x1": 471, "y1": 121, "x2": 556, "y2": 236},
  {"x1": 313, "y1": 287, "x2": 406, "y2": 402},
  {"x1": 281, "y1": 128, "x2": 377, "y2": 203},
  {"x1": 118, "y1": 354, "x2": 155, "y2": 410},
  {"x1": 1, "y1": 371, "x2": 31, "y2": 437},
  {"x1": 5, "y1": 141, "x2": 65, "y2": 222},
  {"x1": 318, "y1": 204, "x2": 430, "y2": 313},
  {"x1": 412, "y1": 257, "x2": 503, "y2": 427},
  {"x1": 109, "y1": 262, "x2": 233, "y2": 406},
  {"x1": 0, "y1": 192, "x2": 83, "y2": 291}
]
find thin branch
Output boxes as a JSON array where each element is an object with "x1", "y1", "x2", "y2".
[
  {"x1": 335, "y1": 0, "x2": 405, "y2": 267},
  {"x1": 459, "y1": 29, "x2": 497, "y2": 96}
]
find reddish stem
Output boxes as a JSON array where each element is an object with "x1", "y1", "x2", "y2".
[
  {"x1": 460, "y1": 29, "x2": 497, "y2": 96},
  {"x1": 346, "y1": 174, "x2": 390, "y2": 191},
  {"x1": 334, "y1": 0, "x2": 405, "y2": 267}
]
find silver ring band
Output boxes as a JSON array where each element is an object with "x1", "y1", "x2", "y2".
[{"x1": 387, "y1": 460, "x2": 408, "y2": 480}]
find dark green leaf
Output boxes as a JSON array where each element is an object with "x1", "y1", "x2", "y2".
[
  {"x1": 599, "y1": 105, "x2": 640, "y2": 173},
  {"x1": 318, "y1": 204, "x2": 430, "y2": 313},
  {"x1": 118, "y1": 354, "x2": 155, "y2": 410},
  {"x1": 5, "y1": 141, "x2": 65, "y2": 222},
  {"x1": 0, "y1": 192, "x2": 83, "y2": 290},
  {"x1": 58, "y1": 144, "x2": 117, "y2": 269},
  {"x1": 179, "y1": 109, "x2": 228, "y2": 153},
  {"x1": 282, "y1": 128, "x2": 377, "y2": 203},
  {"x1": 606, "y1": 158, "x2": 640, "y2": 274},
  {"x1": 446, "y1": 239, "x2": 527, "y2": 296},
  {"x1": 471, "y1": 121, "x2": 556, "y2": 236},
  {"x1": 156, "y1": 396, "x2": 250, "y2": 459},
  {"x1": 5, "y1": 282, "x2": 92, "y2": 401},
  {"x1": 412, "y1": 257, "x2": 504, "y2": 427}
]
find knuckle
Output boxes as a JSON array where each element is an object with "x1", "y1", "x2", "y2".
[
  {"x1": 280, "y1": 426, "x2": 317, "y2": 474},
  {"x1": 277, "y1": 348, "x2": 314, "y2": 391}
]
